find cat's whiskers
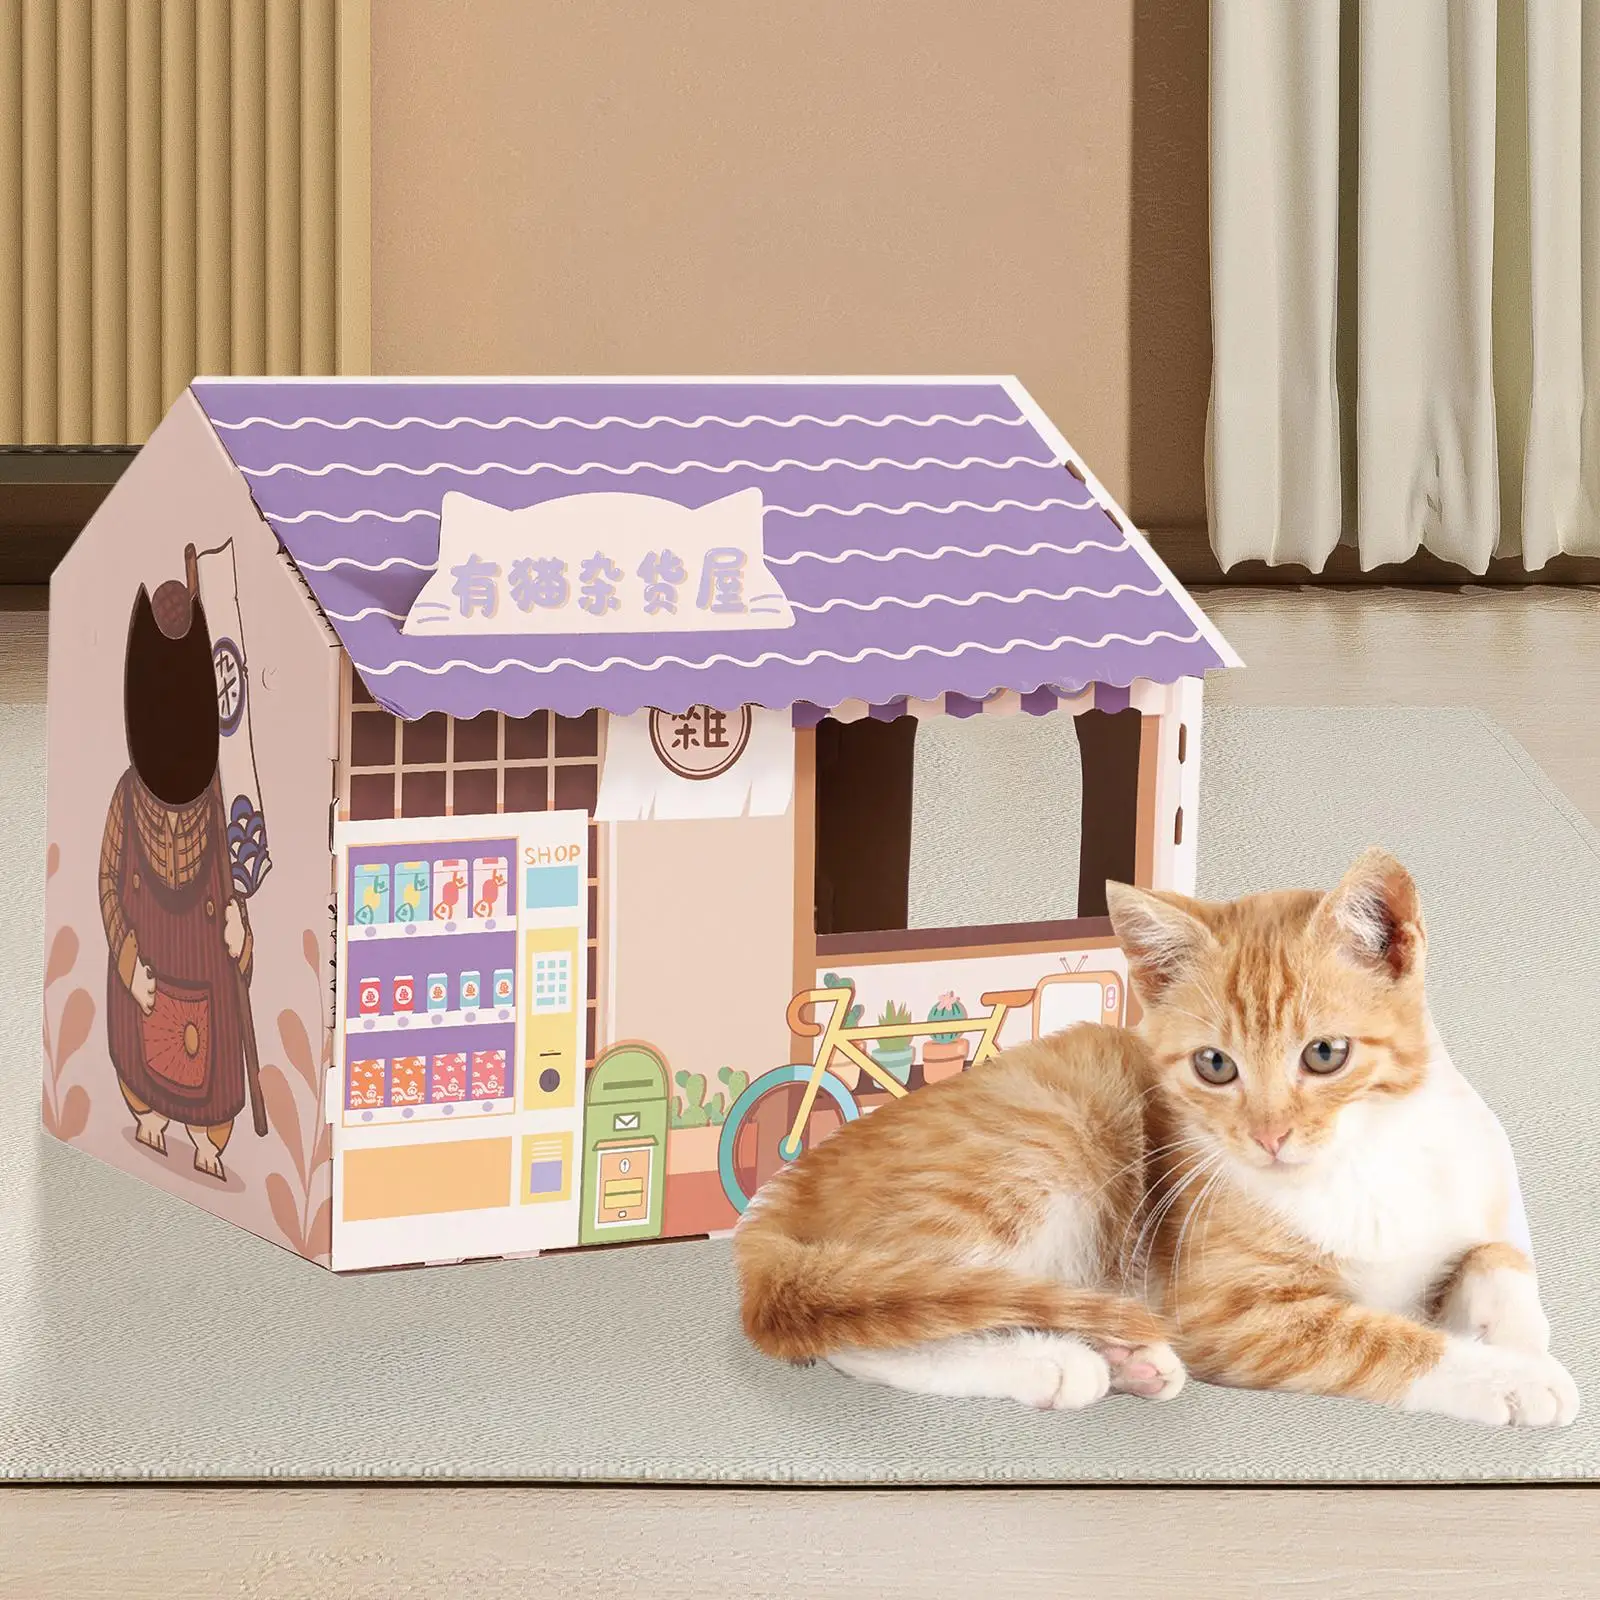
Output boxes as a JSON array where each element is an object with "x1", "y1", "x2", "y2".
[
  {"x1": 1129, "y1": 1167, "x2": 1218, "y2": 1304},
  {"x1": 1120, "y1": 1146, "x2": 1219, "y2": 1283},
  {"x1": 1112, "y1": 1145, "x2": 1211, "y2": 1270},
  {"x1": 1134, "y1": 1150, "x2": 1225, "y2": 1300},
  {"x1": 1191, "y1": 1146, "x2": 1241, "y2": 1289},
  {"x1": 1169, "y1": 1164, "x2": 1231, "y2": 1327},
  {"x1": 1081, "y1": 1134, "x2": 1211, "y2": 1206}
]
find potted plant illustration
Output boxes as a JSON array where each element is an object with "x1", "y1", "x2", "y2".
[
  {"x1": 821, "y1": 972, "x2": 865, "y2": 1091},
  {"x1": 921, "y1": 992, "x2": 971, "y2": 1082},
  {"x1": 669, "y1": 1065, "x2": 751, "y2": 1174},
  {"x1": 867, "y1": 1000, "x2": 915, "y2": 1087}
]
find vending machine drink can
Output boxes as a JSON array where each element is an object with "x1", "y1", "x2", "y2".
[
  {"x1": 491, "y1": 968, "x2": 514, "y2": 1008},
  {"x1": 352, "y1": 863, "x2": 390, "y2": 926},
  {"x1": 389, "y1": 1055, "x2": 427, "y2": 1106},
  {"x1": 425, "y1": 973, "x2": 450, "y2": 1012},
  {"x1": 392, "y1": 975, "x2": 416, "y2": 1014},
  {"x1": 458, "y1": 970, "x2": 481, "y2": 1011},
  {"x1": 470, "y1": 1049, "x2": 508, "y2": 1100},
  {"x1": 393, "y1": 861, "x2": 430, "y2": 924},
  {"x1": 472, "y1": 855, "x2": 508, "y2": 921},
  {"x1": 347, "y1": 1059, "x2": 386, "y2": 1109},
  {"x1": 429, "y1": 1052, "x2": 468, "y2": 1103},
  {"x1": 432, "y1": 858, "x2": 469, "y2": 924},
  {"x1": 357, "y1": 977, "x2": 382, "y2": 1016}
]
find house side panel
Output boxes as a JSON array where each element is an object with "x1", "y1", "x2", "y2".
[
  {"x1": 1168, "y1": 676, "x2": 1204, "y2": 895},
  {"x1": 1130, "y1": 675, "x2": 1202, "y2": 895},
  {"x1": 43, "y1": 391, "x2": 341, "y2": 1266}
]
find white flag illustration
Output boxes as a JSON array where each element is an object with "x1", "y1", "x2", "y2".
[{"x1": 196, "y1": 540, "x2": 272, "y2": 896}]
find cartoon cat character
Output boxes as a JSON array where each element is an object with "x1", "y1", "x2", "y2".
[{"x1": 97, "y1": 568, "x2": 267, "y2": 1179}]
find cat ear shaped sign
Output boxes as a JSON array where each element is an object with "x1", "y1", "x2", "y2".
[
  {"x1": 44, "y1": 376, "x2": 1240, "y2": 1273},
  {"x1": 401, "y1": 486, "x2": 798, "y2": 639}
]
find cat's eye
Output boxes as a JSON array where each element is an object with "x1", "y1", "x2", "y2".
[
  {"x1": 1192, "y1": 1047, "x2": 1238, "y2": 1085},
  {"x1": 1301, "y1": 1037, "x2": 1351, "y2": 1075}
]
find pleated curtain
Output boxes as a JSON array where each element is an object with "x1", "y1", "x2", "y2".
[
  {"x1": 0, "y1": 0, "x2": 370, "y2": 448},
  {"x1": 1209, "y1": 0, "x2": 1600, "y2": 572}
]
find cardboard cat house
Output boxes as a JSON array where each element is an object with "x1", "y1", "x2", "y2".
[{"x1": 42, "y1": 377, "x2": 1240, "y2": 1272}]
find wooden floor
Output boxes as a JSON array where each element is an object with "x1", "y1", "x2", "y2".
[
  {"x1": 1198, "y1": 585, "x2": 1600, "y2": 826},
  {"x1": 5, "y1": 1486, "x2": 1599, "y2": 1599},
  {"x1": 5, "y1": 585, "x2": 1597, "y2": 1598}
]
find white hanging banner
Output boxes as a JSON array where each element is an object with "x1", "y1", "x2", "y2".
[
  {"x1": 195, "y1": 539, "x2": 272, "y2": 895},
  {"x1": 402, "y1": 488, "x2": 795, "y2": 638},
  {"x1": 595, "y1": 706, "x2": 794, "y2": 821}
]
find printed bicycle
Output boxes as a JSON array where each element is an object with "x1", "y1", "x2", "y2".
[{"x1": 716, "y1": 982, "x2": 1037, "y2": 1213}]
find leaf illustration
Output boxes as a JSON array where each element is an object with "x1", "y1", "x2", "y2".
[
  {"x1": 265, "y1": 1172, "x2": 303, "y2": 1251},
  {"x1": 44, "y1": 925, "x2": 80, "y2": 991},
  {"x1": 46, "y1": 842, "x2": 59, "y2": 880},
  {"x1": 277, "y1": 1008, "x2": 315, "y2": 1086},
  {"x1": 303, "y1": 1197, "x2": 332, "y2": 1261},
  {"x1": 311, "y1": 1118, "x2": 331, "y2": 1174},
  {"x1": 42, "y1": 1013, "x2": 52, "y2": 1069},
  {"x1": 55, "y1": 989, "x2": 96, "y2": 1072},
  {"x1": 40, "y1": 1086, "x2": 58, "y2": 1136},
  {"x1": 57, "y1": 1085, "x2": 90, "y2": 1142},
  {"x1": 302, "y1": 927, "x2": 320, "y2": 977},
  {"x1": 258, "y1": 1063, "x2": 307, "y2": 1183}
]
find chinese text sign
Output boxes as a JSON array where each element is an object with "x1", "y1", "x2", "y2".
[{"x1": 402, "y1": 488, "x2": 796, "y2": 638}]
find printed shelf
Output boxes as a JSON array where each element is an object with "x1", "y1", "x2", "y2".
[
  {"x1": 348, "y1": 1007, "x2": 516, "y2": 1036},
  {"x1": 343, "y1": 1097, "x2": 514, "y2": 1129},
  {"x1": 347, "y1": 916, "x2": 519, "y2": 943}
]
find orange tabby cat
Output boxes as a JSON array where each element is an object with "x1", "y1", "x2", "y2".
[
  {"x1": 1107, "y1": 848, "x2": 1577, "y2": 1428},
  {"x1": 736, "y1": 848, "x2": 1577, "y2": 1428},
  {"x1": 735, "y1": 1021, "x2": 1187, "y2": 1411}
]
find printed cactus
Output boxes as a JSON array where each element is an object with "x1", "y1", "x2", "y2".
[
  {"x1": 928, "y1": 991, "x2": 967, "y2": 1043},
  {"x1": 673, "y1": 1065, "x2": 752, "y2": 1128},
  {"x1": 822, "y1": 971, "x2": 863, "y2": 1028},
  {"x1": 876, "y1": 1000, "x2": 913, "y2": 1030},
  {"x1": 672, "y1": 1069, "x2": 712, "y2": 1129},
  {"x1": 714, "y1": 1066, "x2": 750, "y2": 1124}
]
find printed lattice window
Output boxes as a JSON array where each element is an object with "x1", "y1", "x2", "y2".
[{"x1": 343, "y1": 669, "x2": 603, "y2": 1062}]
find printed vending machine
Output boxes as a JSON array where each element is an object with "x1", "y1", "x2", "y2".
[{"x1": 328, "y1": 811, "x2": 589, "y2": 1271}]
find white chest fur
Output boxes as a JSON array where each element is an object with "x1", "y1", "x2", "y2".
[{"x1": 1230, "y1": 1045, "x2": 1524, "y2": 1318}]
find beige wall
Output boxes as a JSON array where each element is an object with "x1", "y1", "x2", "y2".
[{"x1": 370, "y1": 0, "x2": 1211, "y2": 527}]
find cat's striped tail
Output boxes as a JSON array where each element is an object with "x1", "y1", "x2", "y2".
[{"x1": 736, "y1": 1230, "x2": 1168, "y2": 1363}]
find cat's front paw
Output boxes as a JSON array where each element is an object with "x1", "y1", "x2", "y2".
[
  {"x1": 1004, "y1": 1334, "x2": 1113, "y2": 1411},
  {"x1": 1402, "y1": 1339, "x2": 1579, "y2": 1428},
  {"x1": 1439, "y1": 1266, "x2": 1551, "y2": 1355}
]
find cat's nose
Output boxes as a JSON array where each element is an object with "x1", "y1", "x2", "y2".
[{"x1": 1251, "y1": 1127, "x2": 1288, "y2": 1158}]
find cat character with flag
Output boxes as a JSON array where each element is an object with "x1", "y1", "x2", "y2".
[{"x1": 95, "y1": 542, "x2": 273, "y2": 1184}]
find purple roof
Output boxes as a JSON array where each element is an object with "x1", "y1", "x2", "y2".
[{"x1": 192, "y1": 379, "x2": 1236, "y2": 721}]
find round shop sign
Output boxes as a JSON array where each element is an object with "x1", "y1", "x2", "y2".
[
  {"x1": 213, "y1": 637, "x2": 246, "y2": 735},
  {"x1": 648, "y1": 705, "x2": 752, "y2": 781}
]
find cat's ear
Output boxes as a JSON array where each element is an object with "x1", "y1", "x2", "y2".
[
  {"x1": 1313, "y1": 848, "x2": 1425, "y2": 982},
  {"x1": 1106, "y1": 882, "x2": 1217, "y2": 1005}
]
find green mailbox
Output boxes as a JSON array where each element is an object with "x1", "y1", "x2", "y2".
[{"x1": 580, "y1": 1044, "x2": 669, "y2": 1245}]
